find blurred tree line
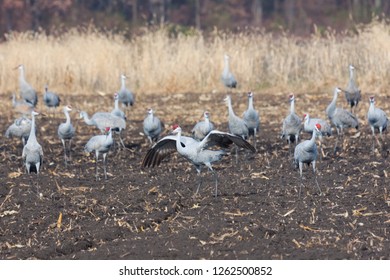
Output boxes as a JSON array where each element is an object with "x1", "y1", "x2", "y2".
[{"x1": 1, "y1": 0, "x2": 389, "y2": 37}]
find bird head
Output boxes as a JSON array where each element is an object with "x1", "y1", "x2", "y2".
[
  {"x1": 121, "y1": 74, "x2": 127, "y2": 80},
  {"x1": 204, "y1": 111, "x2": 210, "y2": 118},
  {"x1": 224, "y1": 54, "x2": 230, "y2": 61},
  {"x1": 314, "y1": 123, "x2": 322, "y2": 136},
  {"x1": 14, "y1": 64, "x2": 23, "y2": 70},
  {"x1": 172, "y1": 124, "x2": 181, "y2": 134},
  {"x1": 105, "y1": 127, "x2": 111, "y2": 133},
  {"x1": 114, "y1": 92, "x2": 119, "y2": 99},
  {"x1": 247, "y1": 92, "x2": 253, "y2": 98},
  {"x1": 349, "y1": 64, "x2": 355, "y2": 71},
  {"x1": 31, "y1": 110, "x2": 40, "y2": 117},
  {"x1": 289, "y1": 94, "x2": 295, "y2": 102},
  {"x1": 369, "y1": 96, "x2": 375, "y2": 103},
  {"x1": 302, "y1": 113, "x2": 309, "y2": 121},
  {"x1": 65, "y1": 105, "x2": 72, "y2": 112},
  {"x1": 147, "y1": 108, "x2": 153, "y2": 114},
  {"x1": 334, "y1": 87, "x2": 342, "y2": 95},
  {"x1": 223, "y1": 95, "x2": 231, "y2": 105}
]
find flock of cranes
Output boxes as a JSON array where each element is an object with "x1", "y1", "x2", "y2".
[{"x1": 3, "y1": 56, "x2": 389, "y2": 198}]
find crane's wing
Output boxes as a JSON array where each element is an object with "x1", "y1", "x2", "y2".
[
  {"x1": 142, "y1": 135, "x2": 190, "y2": 168},
  {"x1": 200, "y1": 130, "x2": 256, "y2": 152}
]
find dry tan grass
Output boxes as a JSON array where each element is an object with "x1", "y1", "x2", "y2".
[{"x1": 0, "y1": 20, "x2": 389, "y2": 97}]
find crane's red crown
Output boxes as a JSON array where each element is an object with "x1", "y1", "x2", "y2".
[
  {"x1": 172, "y1": 124, "x2": 179, "y2": 130},
  {"x1": 315, "y1": 123, "x2": 321, "y2": 130}
]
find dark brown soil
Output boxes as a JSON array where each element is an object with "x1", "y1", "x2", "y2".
[{"x1": 0, "y1": 90, "x2": 389, "y2": 260}]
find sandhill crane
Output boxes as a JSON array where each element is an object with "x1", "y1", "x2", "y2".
[
  {"x1": 5, "y1": 116, "x2": 33, "y2": 146},
  {"x1": 243, "y1": 92, "x2": 260, "y2": 149},
  {"x1": 80, "y1": 111, "x2": 126, "y2": 148},
  {"x1": 326, "y1": 87, "x2": 359, "y2": 153},
  {"x1": 303, "y1": 113, "x2": 332, "y2": 158},
  {"x1": 15, "y1": 64, "x2": 37, "y2": 107},
  {"x1": 142, "y1": 125, "x2": 255, "y2": 197},
  {"x1": 22, "y1": 111, "x2": 43, "y2": 174},
  {"x1": 118, "y1": 74, "x2": 134, "y2": 108},
  {"x1": 191, "y1": 111, "x2": 215, "y2": 141},
  {"x1": 281, "y1": 94, "x2": 302, "y2": 155},
  {"x1": 294, "y1": 123, "x2": 322, "y2": 198},
  {"x1": 12, "y1": 93, "x2": 34, "y2": 116},
  {"x1": 111, "y1": 92, "x2": 126, "y2": 120},
  {"x1": 344, "y1": 64, "x2": 361, "y2": 113},
  {"x1": 43, "y1": 84, "x2": 61, "y2": 114},
  {"x1": 367, "y1": 96, "x2": 388, "y2": 152},
  {"x1": 143, "y1": 108, "x2": 163, "y2": 144},
  {"x1": 224, "y1": 95, "x2": 249, "y2": 162},
  {"x1": 58, "y1": 105, "x2": 75, "y2": 166},
  {"x1": 84, "y1": 127, "x2": 113, "y2": 180},
  {"x1": 221, "y1": 54, "x2": 237, "y2": 91}
]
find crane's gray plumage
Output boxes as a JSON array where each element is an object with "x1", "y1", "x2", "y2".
[
  {"x1": 243, "y1": 92, "x2": 260, "y2": 149},
  {"x1": 5, "y1": 116, "x2": 33, "y2": 146},
  {"x1": 143, "y1": 108, "x2": 163, "y2": 144},
  {"x1": 118, "y1": 74, "x2": 134, "y2": 107},
  {"x1": 16, "y1": 64, "x2": 37, "y2": 107},
  {"x1": 22, "y1": 111, "x2": 43, "y2": 174},
  {"x1": 344, "y1": 64, "x2": 361, "y2": 113},
  {"x1": 58, "y1": 105, "x2": 75, "y2": 166},
  {"x1": 142, "y1": 125, "x2": 255, "y2": 197},
  {"x1": 111, "y1": 92, "x2": 126, "y2": 120},
  {"x1": 367, "y1": 96, "x2": 388, "y2": 152},
  {"x1": 80, "y1": 110, "x2": 126, "y2": 148},
  {"x1": 191, "y1": 111, "x2": 215, "y2": 141},
  {"x1": 224, "y1": 95, "x2": 248, "y2": 139},
  {"x1": 326, "y1": 87, "x2": 359, "y2": 136},
  {"x1": 43, "y1": 84, "x2": 61, "y2": 110},
  {"x1": 221, "y1": 54, "x2": 237, "y2": 89},
  {"x1": 281, "y1": 94, "x2": 302, "y2": 148},
  {"x1": 85, "y1": 127, "x2": 113, "y2": 180},
  {"x1": 303, "y1": 113, "x2": 332, "y2": 137},
  {"x1": 294, "y1": 123, "x2": 322, "y2": 198}
]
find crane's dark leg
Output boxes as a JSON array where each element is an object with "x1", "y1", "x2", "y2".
[
  {"x1": 68, "y1": 139, "x2": 73, "y2": 161},
  {"x1": 61, "y1": 139, "x2": 68, "y2": 166},
  {"x1": 194, "y1": 167, "x2": 202, "y2": 196},
  {"x1": 312, "y1": 160, "x2": 322, "y2": 195},
  {"x1": 103, "y1": 153, "x2": 108, "y2": 180},
  {"x1": 253, "y1": 128, "x2": 257, "y2": 150},
  {"x1": 95, "y1": 151, "x2": 99, "y2": 181},
  {"x1": 333, "y1": 128, "x2": 341, "y2": 155},
  {"x1": 207, "y1": 164, "x2": 218, "y2": 198},
  {"x1": 298, "y1": 162, "x2": 303, "y2": 199},
  {"x1": 119, "y1": 130, "x2": 126, "y2": 149}
]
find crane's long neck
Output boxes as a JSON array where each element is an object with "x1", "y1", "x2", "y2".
[
  {"x1": 205, "y1": 116, "x2": 210, "y2": 125},
  {"x1": 175, "y1": 130, "x2": 185, "y2": 154},
  {"x1": 82, "y1": 112, "x2": 94, "y2": 125},
  {"x1": 65, "y1": 110, "x2": 71, "y2": 126},
  {"x1": 326, "y1": 91, "x2": 338, "y2": 117},
  {"x1": 223, "y1": 57, "x2": 230, "y2": 74},
  {"x1": 19, "y1": 66, "x2": 25, "y2": 83},
  {"x1": 349, "y1": 68, "x2": 355, "y2": 82},
  {"x1": 368, "y1": 101, "x2": 375, "y2": 114},
  {"x1": 121, "y1": 77, "x2": 126, "y2": 90},
  {"x1": 115, "y1": 98, "x2": 119, "y2": 110},
  {"x1": 290, "y1": 99, "x2": 295, "y2": 114},
  {"x1": 310, "y1": 129, "x2": 317, "y2": 144},
  {"x1": 28, "y1": 114, "x2": 37, "y2": 143},
  {"x1": 248, "y1": 96, "x2": 254, "y2": 110},
  {"x1": 227, "y1": 99, "x2": 236, "y2": 117}
]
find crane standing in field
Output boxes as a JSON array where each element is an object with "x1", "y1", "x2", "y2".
[
  {"x1": 111, "y1": 92, "x2": 126, "y2": 120},
  {"x1": 22, "y1": 110, "x2": 43, "y2": 175},
  {"x1": 84, "y1": 127, "x2": 113, "y2": 180},
  {"x1": 143, "y1": 108, "x2": 163, "y2": 144},
  {"x1": 294, "y1": 123, "x2": 323, "y2": 199},
  {"x1": 344, "y1": 64, "x2": 361, "y2": 114},
  {"x1": 221, "y1": 54, "x2": 237, "y2": 91},
  {"x1": 367, "y1": 96, "x2": 388, "y2": 152},
  {"x1": 118, "y1": 74, "x2": 134, "y2": 109},
  {"x1": 224, "y1": 95, "x2": 249, "y2": 163},
  {"x1": 326, "y1": 87, "x2": 359, "y2": 153},
  {"x1": 303, "y1": 113, "x2": 332, "y2": 158},
  {"x1": 15, "y1": 64, "x2": 38, "y2": 107},
  {"x1": 80, "y1": 110, "x2": 126, "y2": 148},
  {"x1": 243, "y1": 92, "x2": 260, "y2": 149},
  {"x1": 5, "y1": 116, "x2": 33, "y2": 146},
  {"x1": 43, "y1": 84, "x2": 61, "y2": 115},
  {"x1": 142, "y1": 125, "x2": 256, "y2": 197},
  {"x1": 58, "y1": 105, "x2": 75, "y2": 166},
  {"x1": 281, "y1": 94, "x2": 302, "y2": 156},
  {"x1": 191, "y1": 111, "x2": 215, "y2": 141}
]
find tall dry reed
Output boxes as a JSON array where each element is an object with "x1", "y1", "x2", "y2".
[{"x1": 0, "y1": 19, "x2": 389, "y2": 96}]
